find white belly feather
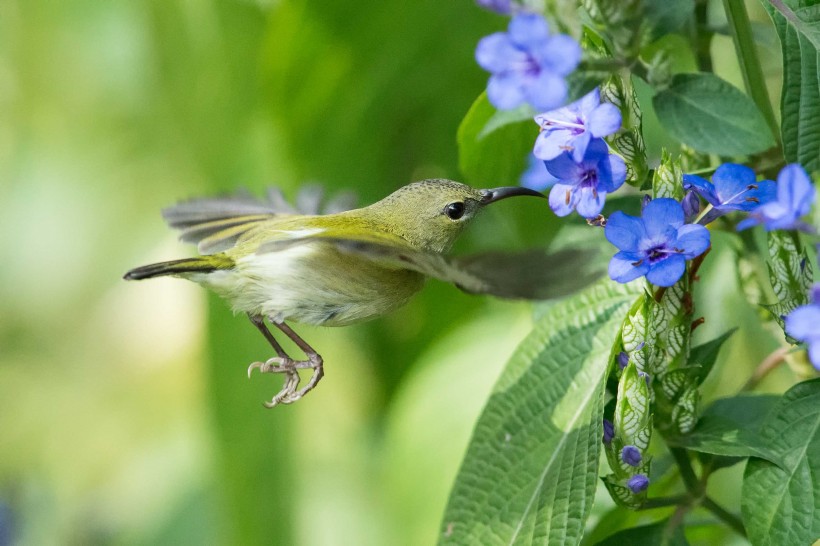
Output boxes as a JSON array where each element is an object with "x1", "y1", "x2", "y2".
[{"x1": 191, "y1": 242, "x2": 425, "y2": 326}]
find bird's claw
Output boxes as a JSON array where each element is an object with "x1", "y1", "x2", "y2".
[
  {"x1": 247, "y1": 354, "x2": 325, "y2": 409},
  {"x1": 247, "y1": 356, "x2": 288, "y2": 378}
]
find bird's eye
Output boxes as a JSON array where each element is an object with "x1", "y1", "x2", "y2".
[{"x1": 444, "y1": 202, "x2": 466, "y2": 220}]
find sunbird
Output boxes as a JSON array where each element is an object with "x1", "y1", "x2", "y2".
[{"x1": 125, "y1": 179, "x2": 595, "y2": 407}]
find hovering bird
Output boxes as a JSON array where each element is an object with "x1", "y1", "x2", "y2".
[{"x1": 124, "y1": 179, "x2": 596, "y2": 407}]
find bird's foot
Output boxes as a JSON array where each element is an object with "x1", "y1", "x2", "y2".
[{"x1": 247, "y1": 354, "x2": 324, "y2": 408}]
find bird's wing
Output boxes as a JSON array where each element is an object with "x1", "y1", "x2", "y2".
[
  {"x1": 162, "y1": 186, "x2": 357, "y2": 254},
  {"x1": 260, "y1": 231, "x2": 603, "y2": 300}
]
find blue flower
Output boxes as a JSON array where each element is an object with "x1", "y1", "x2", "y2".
[
  {"x1": 683, "y1": 163, "x2": 776, "y2": 224},
  {"x1": 520, "y1": 153, "x2": 559, "y2": 191},
  {"x1": 785, "y1": 284, "x2": 820, "y2": 371},
  {"x1": 603, "y1": 419, "x2": 615, "y2": 444},
  {"x1": 533, "y1": 87, "x2": 622, "y2": 162},
  {"x1": 545, "y1": 139, "x2": 626, "y2": 218},
  {"x1": 617, "y1": 351, "x2": 629, "y2": 369},
  {"x1": 605, "y1": 198, "x2": 711, "y2": 287},
  {"x1": 627, "y1": 474, "x2": 649, "y2": 494},
  {"x1": 475, "y1": 0, "x2": 514, "y2": 14},
  {"x1": 737, "y1": 164, "x2": 816, "y2": 232},
  {"x1": 475, "y1": 13, "x2": 581, "y2": 111},
  {"x1": 621, "y1": 445, "x2": 642, "y2": 467}
]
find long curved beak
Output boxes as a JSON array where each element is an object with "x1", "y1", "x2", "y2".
[{"x1": 479, "y1": 186, "x2": 547, "y2": 205}]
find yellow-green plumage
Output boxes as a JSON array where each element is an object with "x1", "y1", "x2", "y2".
[{"x1": 124, "y1": 179, "x2": 597, "y2": 406}]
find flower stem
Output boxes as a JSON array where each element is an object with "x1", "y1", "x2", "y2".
[
  {"x1": 670, "y1": 447, "x2": 701, "y2": 494},
  {"x1": 721, "y1": 0, "x2": 780, "y2": 146},
  {"x1": 742, "y1": 345, "x2": 792, "y2": 391}
]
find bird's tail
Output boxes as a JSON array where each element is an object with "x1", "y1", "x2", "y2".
[{"x1": 123, "y1": 255, "x2": 234, "y2": 281}]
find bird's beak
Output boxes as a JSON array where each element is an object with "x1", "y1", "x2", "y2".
[{"x1": 479, "y1": 186, "x2": 547, "y2": 205}]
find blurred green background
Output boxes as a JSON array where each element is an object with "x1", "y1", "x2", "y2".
[{"x1": 0, "y1": 0, "x2": 795, "y2": 544}]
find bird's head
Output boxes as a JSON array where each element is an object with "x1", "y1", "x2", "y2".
[{"x1": 366, "y1": 179, "x2": 546, "y2": 253}]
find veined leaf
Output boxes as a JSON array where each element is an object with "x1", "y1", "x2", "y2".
[
  {"x1": 764, "y1": 0, "x2": 820, "y2": 172},
  {"x1": 667, "y1": 394, "x2": 782, "y2": 464},
  {"x1": 438, "y1": 280, "x2": 639, "y2": 546},
  {"x1": 652, "y1": 73, "x2": 776, "y2": 155},
  {"x1": 763, "y1": 230, "x2": 812, "y2": 338},
  {"x1": 594, "y1": 520, "x2": 689, "y2": 546},
  {"x1": 742, "y1": 379, "x2": 820, "y2": 546}
]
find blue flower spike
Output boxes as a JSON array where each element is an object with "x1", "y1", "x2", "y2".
[
  {"x1": 605, "y1": 198, "x2": 711, "y2": 287},
  {"x1": 621, "y1": 445, "x2": 642, "y2": 467},
  {"x1": 533, "y1": 88, "x2": 622, "y2": 162},
  {"x1": 627, "y1": 474, "x2": 649, "y2": 494},
  {"x1": 475, "y1": 13, "x2": 581, "y2": 111},
  {"x1": 546, "y1": 139, "x2": 627, "y2": 218},
  {"x1": 737, "y1": 164, "x2": 816, "y2": 232},
  {"x1": 785, "y1": 284, "x2": 820, "y2": 371}
]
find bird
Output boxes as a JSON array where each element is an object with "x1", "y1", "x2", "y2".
[{"x1": 124, "y1": 179, "x2": 598, "y2": 407}]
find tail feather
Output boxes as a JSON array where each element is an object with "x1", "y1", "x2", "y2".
[{"x1": 124, "y1": 256, "x2": 233, "y2": 281}]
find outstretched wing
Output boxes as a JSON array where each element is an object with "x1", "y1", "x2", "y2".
[
  {"x1": 260, "y1": 232, "x2": 603, "y2": 300},
  {"x1": 161, "y1": 186, "x2": 357, "y2": 254}
]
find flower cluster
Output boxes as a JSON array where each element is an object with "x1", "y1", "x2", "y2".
[
  {"x1": 475, "y1": 13, "x2": 581, "y2": 112},
  {"x1": 532, "y1": 89, "x2": 626, "y2": 218}
]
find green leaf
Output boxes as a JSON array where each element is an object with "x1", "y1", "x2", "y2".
[
  {"x1": 644, "y1": 0, "x2": 696, "y2": 44},
  {"x1": 457, "y1": 93, "x2": 536, "y2": 187},
  {"x1": 479, "y1": 103, "x2": 536, "y2": 139},
  {"x1": 652, "y1": 149, "x2": 683, "y2": 200},
  {"x1": 594, "y1": 520, "x2": 689, "y2": 546},
  {"x1": 763, "y1": 231, "x2": 812, "y2": 337},
  {"x1": 688, "y1": 328, "x2": 737, "y2": 384},
  {"x1": 652, "y1": 73, "x2": 776, "y2": 155},
  {"x1": 438, "y1": 280, "x2": 639, "y2": 546},
  {"x1": 667, "y1": 394, "x2": 782, "y2": 464},
  {"x1": 742, "y1": 379, "x2": 820, "y2": 546},
  {"x1": 765, "y1": 0, "x2": 820, "y2": 50}
]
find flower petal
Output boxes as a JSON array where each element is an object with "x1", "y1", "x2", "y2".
[
  {"x1": 605, "y1": 211, "x2": 645, "y2": 252},
  {"x1": 712, "y1": 163, "x2": 756, "y2": 204},
  {"x1": 526, "y1": 70, "x2": 567, "y2": 112},
  {"x1": 643, "y1": 198, "x2": 684, "y2": 237},
  {"x1": 778, "y1": 163, "x2": 816, "y2": 217},
  {"x1": 508, "y1": 13, "x2": 550, "y2": 49},
  {"x1": 548, "y1": 183, "x2": 577, "y2": 216},
  {"x1": 486, "y1": 72, "x2": 525, "y2": 110},
  {"x1": 602, "y1": 153, "x2": 627, "y2": 193},
  {"x1": 570, "y1": 130, "x2": 592, "y2": 163},
  {"x1": 682, "y1": 174, "x2": 719, "y2": 207},
  {"x1": 574, "y1": 187, "x2": 606, "y2": 218},
  {"x1": 674, "y1": 224, "x2": 711, "y2": 258},
  {"x1": 575, "y1": 88, "x2": 601, "y2": 116},
  {"x1": 609, "y1": 251, "x2": 650, "y2": 284},
  {"x1": 646, "y1": 254, "x2": 686, "y2": 287},
  {"x1": 475, "y1": 33, "x2": 520, "y2": 72},
  {"x1": 544, "y1": 152, "x2": 582, "y2": 182},
  {"x1": 785, "y1": 305, "x2": 820, "y2": 342},
  {"x1": 520, "y1": 155, "x2": 559, "y2": 191},
  {"x1": 588, "y1": 103, "x2": 622, "y2": 137},
  {"x1": 533, "y1": 127, "x2": 573, "y2": 160},
  {"x1": 538, "y1": 34, "x2": 581, "y2": 75}
]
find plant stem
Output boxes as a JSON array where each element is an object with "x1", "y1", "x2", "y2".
[
  {"x1": 742, "y1": 345, "x2": 792, "y2": 391},
  {"x1": 722, "y1": 0, "x2": 781, "y2": 146},
  {"x1": 670, "y1": 448, "x2": 701, "y2": 495},
  {"x1": 703, "y1": 496, "x2": 748, "y2": 538}
]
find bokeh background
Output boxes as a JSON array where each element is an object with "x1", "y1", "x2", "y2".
[{"x1": 0, "y1": 1, "x2": 795, "y2": 545}]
